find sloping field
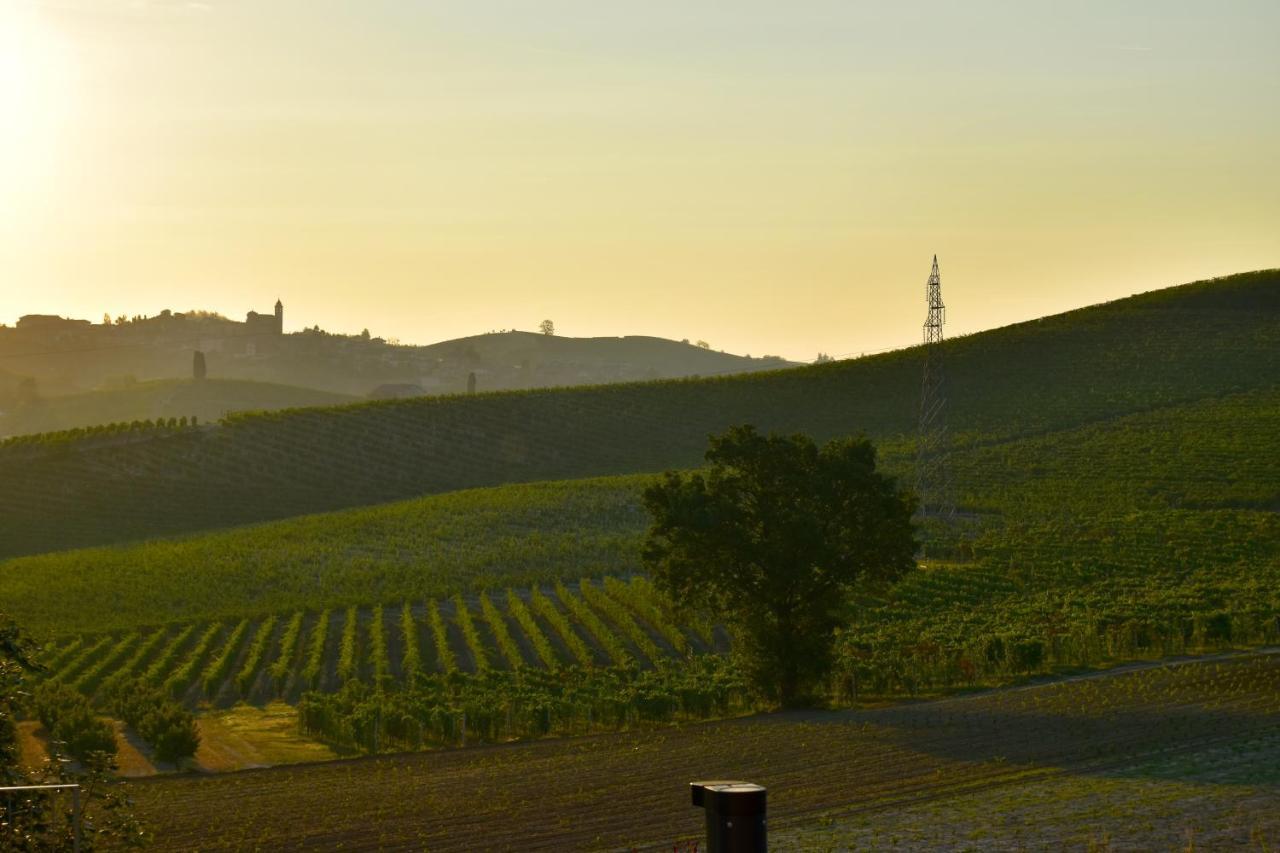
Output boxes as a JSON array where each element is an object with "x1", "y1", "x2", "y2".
[
  {"x1": 0, "y1": 378, "x2": 356, "y2": 440},
  {"x1": 7, "y1": 387, "x2": 1276, "y2": 713},
  {"x1": 34, "y1": 578, "x2": 712, "y2": 712},
  {"x1": 0, "y1": 270, "x2": 1275, "y2": 557},
  {"x1": 4, "y1": 386, "x2": 1277, "y2": 641},
  {"x1": 127, "y1": 652, "x2": 1280, "y2": 850}
]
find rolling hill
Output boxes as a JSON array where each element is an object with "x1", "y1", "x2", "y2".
[
  {"x1": 0, "y1": 270, "x2": 1274, "y2": 559},
  {"x1": 5, "y1": 384, "x2": 1275, "y2": 716},
  {"x1": 0, "y1": 378, "x2": 356, "y2": 439}
]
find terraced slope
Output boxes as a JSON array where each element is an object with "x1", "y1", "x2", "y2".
[
  {"x1": 0, "y1": 270, "x2": 1275, "y2": 557},
  {"x1": 127, "y1": 652, "x2": 1280, "y2": 851}
]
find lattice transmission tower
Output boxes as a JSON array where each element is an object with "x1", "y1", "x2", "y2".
[{"x1": 915, "y1": 255, "x2": 956, "y2": 533}]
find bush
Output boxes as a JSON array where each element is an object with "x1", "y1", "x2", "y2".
[
  {"x1": 102, "y1": 678, "x2": 199, "y2": 765},
  {"x1": 32, "y1": 681, "x2": 117, "y2": 764}
]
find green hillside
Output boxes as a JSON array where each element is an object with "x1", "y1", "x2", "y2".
[
  {"x1": 5, "y1": 391, "x2": 1274, "y2": 762},
  {"x1": 7, "y1": 387, "x2": 1276, "y2": 699},
  {"x1": 0, "y1": 270, "x2": 1274, "y2": 558},
  {"x1": 0, "y1": 378, "x2": 356, "y2": 439}
]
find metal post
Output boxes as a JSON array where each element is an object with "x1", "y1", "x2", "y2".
[
  {"x1": 72, "y1": 786, "x2": 82, "y2": 853},
  {"x1": 691, "y1": 781, "x2": 767, "y2": 852}
]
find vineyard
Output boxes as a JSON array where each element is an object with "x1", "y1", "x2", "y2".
[
  {"x1": 0, "y1": 270, "x2": 1275, "y2": 557},
  {"x1": 126, "y1": 651, "x2": 1280, "y2": 850},
  {"x1": 5, "y1": 387, "x2": 1275, "y2": 673},
  {"x1": 32, "y1": 578, "x2": 746, "y2": 754},
  {"x1": 2, "y1": 269, "x2": 1278, "y2": 823}
]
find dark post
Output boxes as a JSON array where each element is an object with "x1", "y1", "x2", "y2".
[{"x1": 690, "y1": 780, "x2": 767, "y2": 852}]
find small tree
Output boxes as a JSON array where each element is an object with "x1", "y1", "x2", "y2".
[
  {"x1": 642, "y1": 426, "x2": 916, "y2": 706},
  {"x1": 2, "y1": 614, "x2": 146, "y2": 848},
  {"x1": 539, "y1": 319, "x2": 555, "y2": 336},
  {"x1": 192, "y1": 350, "x2": 207, "y2": 381}
]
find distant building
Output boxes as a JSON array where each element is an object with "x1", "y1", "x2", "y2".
[
  {"x1": 242, "y1": 300, "x2": 284, "y2": 355},
  {"x1": 16, "y1": 315, "x2": 92, "y2": 330},
  {"x1": 245, "y1": 299, "x2": 284, "y2": 338}
]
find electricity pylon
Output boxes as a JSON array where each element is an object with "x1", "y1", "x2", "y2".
[{"x1": 915, "y1": 255, "x2": 955, "y2": 544}]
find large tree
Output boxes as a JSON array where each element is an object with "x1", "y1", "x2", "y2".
[{"x1": 642, "y1": 426, "x2": 916, "y2": 706}]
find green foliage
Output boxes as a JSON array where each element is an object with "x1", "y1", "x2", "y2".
[
  {"x1": 200, "y1": 619, "x2": 250, "y2": 698},
  {"x1": 2, "y1": 615, "x2": 145, "y2": 850},
  {"x1": 579, "y1": 580, "x2": 662, "y2": 666},
  {"x1": 52, "y1": 635, "x2": 112, "y2": 685},
  {"x1": 1, "y1": 476, "x2": 648, "y2": 637},
  {"x1": 103, "y1": 627, "x2": 169, "y2": 693},
  {"x1": 479, "y1": 593, "x2": 522, "y2": 670},
  {"x1": 398, "y1": 604, "x2": 420, "y2": 687},
  {"x1": 71, "y1": 631, "x2": 140, "y2": 697},
  {"x1": 505, "y1": 590, "x2": 555, "y2": 669},
  {"x1": 369, "y1": 608, "x2": 389, "y2": 687},
  {"x1": 643, "y1": 427, "x2": 917, "y2": 705},
  {"x1": 146, "y1": 624, "x2": 196, "y2": 687},
  {"x1": 427, "y1": 601, "x2": 456, "y2": 674},
  {"x1": 529, "y1": 588, "x2": 592, "y2": 667},
  {"x1": 452, "y1": 596, "x2": 487, "y2": 672},
  {"x1": 301, "y1": 611, "x2": 331, "y2": 690},
  {"x1": 102, "y1": 678, "x2": 199, "y2": 765},
  {"x1": 234, "y1": 616, "x2": 277, "y2": 695},
  {"x1": 555, "y1": 581, "x2": 631, "y2": 666},
  {"x1": 602, "y1": 576, "x2": 688, "y2": 655},
  {"x1": 268, "y1": 611, "x2": 305, "y2": 692},
  {"x1": 297, "y1": 656, "x2": 751, "y2": 753},
  {"x1": 32, "y1": 681, "x2": 116, "y2": 764},
  {"x1": 163, "y1": 623, "x2": 223, "y2": 697},
  {"x1": 336, "y1": 607, "x2": 359, "y2": 684}
]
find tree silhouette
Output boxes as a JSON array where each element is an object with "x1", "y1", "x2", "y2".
[
  {"x1": 192, "y1": 351, "x2": 207, "y2": 381},
  {"x1": 642, "y1": 426, "x2": 916, "y2": 706}
]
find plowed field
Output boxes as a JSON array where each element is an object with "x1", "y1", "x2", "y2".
[{"x1": 127, "y1": 650, "x2": 1280, "y2": 850}]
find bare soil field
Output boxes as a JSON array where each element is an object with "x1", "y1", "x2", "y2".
[
  {"x1": 193, "y1": 702, "x2": 337, "y2": 773},
  {"x1": 123, "y1": 651, "x2": 1280, "y2": 850},
  {"x1": 14, "y1": 721, "x2": 48, "y2": 772}
]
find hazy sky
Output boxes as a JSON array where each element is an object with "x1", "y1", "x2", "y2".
[{"x1": 2, "y1": 1, "x2": 1277, "y2": 360}]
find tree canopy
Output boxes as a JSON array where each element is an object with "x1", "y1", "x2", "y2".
[{"x1": 642, "y1": 426, "x2": 916, "y2": 706}]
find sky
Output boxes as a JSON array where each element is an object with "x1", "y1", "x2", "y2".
[{"x1": 1, "y1": 1, "x2": 1277, "y2": 361}]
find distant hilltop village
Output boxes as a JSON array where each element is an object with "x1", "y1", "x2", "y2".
[
  {"x1": 8, "y1": 300, "x2": 285, "y2": 356},
  {"x1": 0, "y1": 299, "x2": 789, "y2": 404}
]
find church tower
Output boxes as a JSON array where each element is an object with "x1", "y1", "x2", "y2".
[{"x1": 274, "y1": 299, "x2": 284, "y2": 335}]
